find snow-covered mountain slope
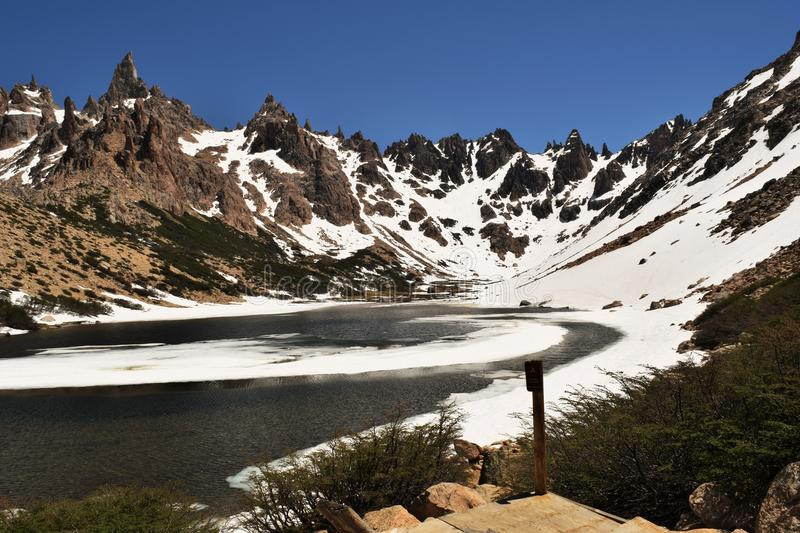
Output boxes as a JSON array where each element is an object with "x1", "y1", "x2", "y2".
[{"x1": 2, "y1": 33, "x2": 800, "y2": 310}]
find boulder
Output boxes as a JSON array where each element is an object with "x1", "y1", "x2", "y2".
[
  {"x1": 602, "y1": 300, "x2": 622, "y2": 309},
  {"x1": 363, "y1": 505, "x2": 420, "y2": 532},
  {"x1": 409, "y1": 482, "x2": 487, "y2": 519},
  {"x1": 689, "y1": 482, "x2": 742, "y2": 530},
  {"x1": 462, "y1": 460, "x2": 482, "y2": 488},
  {"x1": 453, "y1": 439, "x2": 482, "y2": 462},
  {"x1": 475, "y1": 484, "x2": 512, "y2": 502},
  {"x1": 649, "y1": 298, "x2": 682, "y2": 311},
  {"x1": 519, "y1": 300, "x2": 532, "y2": 307},
  {"x1": 757, "y1": 462, "x2": 800, "y2": 533}
]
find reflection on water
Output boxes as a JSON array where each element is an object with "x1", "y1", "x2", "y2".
[{"x1": 0, "y1": 304, "x2": 619, "y2": 512}]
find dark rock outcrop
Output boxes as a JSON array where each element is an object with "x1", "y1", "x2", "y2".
[
  {"x1": 245, "y1": 94, "x2": 364, "y2": 228},
  {"x1": 495, "y1": 155, "x2": 549, "y2": 201},
  {"x1": 82, "y1": 96, "x2": 101, "y2": 120},
  {"x1": 479, "y1": 222, "x2": 529, "y2": 259},
  {"x1": 558, "y1": 203, "x2": 581, "y2": 222},
  {"x1": 475, "y1": 128, "x2": 521, "y2": 178},
  {"x1": 592, "y1": 161, "x2": 626, "y2": 198},
  {"x1": 408, "y1": 200, "x2": 428, "y2": 223},
  {"x1": 480, "y1": 203, "x2": 496, "y2": 222},
  {"x1": 419, "y1": 217, "x2": 447, "y2": 246},
  {"x1": 617, "y1": 115, "x2": 691, "y2": 169},
  {"x1": 553, "y1": 129, "x2": 593, "y2": 193},
  {"x1": 58, "y1": 96, "x2": 83, "y2": 145}
]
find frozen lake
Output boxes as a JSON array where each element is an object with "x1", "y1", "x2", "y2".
[{"x1": 0, "y1": 303, "x2": 620, "y2": 511}]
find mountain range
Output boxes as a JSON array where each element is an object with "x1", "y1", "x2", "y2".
[{"x1": 2, "y1": 32, "x2": 800, "y2": 313}]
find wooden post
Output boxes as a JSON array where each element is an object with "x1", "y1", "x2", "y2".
[
  {"x1": 525, "y1": 360, "x2": 547, "y2": 495},
  {"x1": 315, "y1": 499, "x2": 375, "y2": 533}
]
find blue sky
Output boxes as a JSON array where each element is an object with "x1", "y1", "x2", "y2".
[{"x1": 2, "y1": 1, "x2": 799, "y2": 151}]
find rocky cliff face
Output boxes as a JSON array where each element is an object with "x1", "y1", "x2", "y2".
[{"x1": 2, "y1": 33, "x2": 800, "y2": 299}]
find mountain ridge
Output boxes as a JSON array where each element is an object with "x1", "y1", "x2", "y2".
[{"x1": 1, "y1": 32, "x2": 800, "y2": 313}]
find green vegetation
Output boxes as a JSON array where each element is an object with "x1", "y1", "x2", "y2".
[
  {"x1": 692, "y1": 272, "x2": 800, "y2": 349},
  {"x1": 240, "y1": 405, "x2": 465, "y2": 532},
  {"x1": 27, "y1": 294, "x2": 111, "y2": 317},
  {"x1": 497, "y1": 277, "x2": 800, "y2": 525},
  {"x1": 0, "y1": 293, "x2": 37, "y2": 331},
  {"x1": 0, "y1": 487, "x2": 217, "y2": 533}
]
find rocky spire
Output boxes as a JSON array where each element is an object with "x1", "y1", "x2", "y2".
[
  {"x1": 59, "y1": 96, "x2": 81, "y2": 144},
  {"x1": 82, "y1": 95, "x2": 100, "y2": 120},
  {"x1": 29, "y1": 75, "x2": 38, "y2": 89},
  {"x1": 552, "y1": 129, "x2": 593, "y2": 193},
  {"x1": 100, "y1": 52, "x2": 148, "y2": 105},
  {"x1": 335, "y1": 125, "x2": 344, "y2": 139},
  {"x1": 601, "y1": 142, "x2": 612, "y2": 158}
]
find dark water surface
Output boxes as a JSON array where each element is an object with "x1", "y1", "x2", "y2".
[{"x1": 0, "y1": 304, "x2": 620, "y2": 512}]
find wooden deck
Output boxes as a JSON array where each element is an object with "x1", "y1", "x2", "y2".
[{"x1": 406, "y1": 493, "x2": 684, "y2": 533}]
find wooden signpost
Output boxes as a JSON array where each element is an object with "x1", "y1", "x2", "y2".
[{"x1": 525, "y1": 359, "x2": 547, "y2": 495}]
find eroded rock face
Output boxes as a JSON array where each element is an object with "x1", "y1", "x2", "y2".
[
  {"x1": 363, "y1": 505, "x2": 420, "y2": 532},
  {"x1": 757, "y1": 462, "x2": 800, "y2": 533},
  {"x1": 408, "y1": 200, "x2": 428, "y2": 223},
  {"x1": 245, "y1": 94, "x2": 364, "y2": 228},
  {"x1": 409, "y1": 482, "x2": 487, "y2": 519},
  {"x1": 479, "y1": 222, "x2": 529, "y2": 259},
  {"x1": 82, "y1": 95, "x2": 101, "y2": 120},
  {"x1": 592, "y1": 160, "x2": 626, "y2": 198},
  {"x1": 495, "y1": 155, "x2": 549, "y2": 201},
  {"x1": 480, "y1": 203, "x2": 496, "y2": 222},
  {"x1": 419, "y1": 217, "x2": 447, "y2": 246},
  {"x1": 476, "y1": 128, "x2": 521, "y2": 179},
  {"x1": 58, "y1": 96, "x2": 83, "y2": 145},
  {"x1": 553, "y1": 129, "x2": 593, "y2": 193},
  {"x1": 0, "y1": 83, "x2": 58, "y2": 149},
  {"x1": 618, "y1": 115, "x2": 691, "y2": 169},
  {"x1": 558, "y1": 203, "x2": 581, "y2": 222},
  {"x1": 100, "y1": 52, "x2": 149, "y2": 105},
  {"x1": 32, "y1": 55, "x2": 255, "y2": 233}
]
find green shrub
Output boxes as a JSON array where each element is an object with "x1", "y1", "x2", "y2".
[
  {"x1": 0, "y1": 297, "x2": 37, "y2": 331},
  {"x1": 25, "y1": 294, "x2": 111, "y2": 317},
  {"x1": 532, "y1": 312, "x2": 800, "y2": 525},
  {"x1": 0, "y1": 486, "x2": 217, "y2": 533},
  {"x1": 240, "y1": 405, "x2": 465, "y2": 532},
  {"x1": 111, "y1": 298, "x2": 144, "y2": 311},
  {"x1": 693, "y1": 273, "x2": 800, "y2": 349}
]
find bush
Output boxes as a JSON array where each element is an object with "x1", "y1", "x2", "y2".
[
  {"x1": 693, "y1": 273, "x2": 800, "y2": 349},
  {"x1": 111, "y1": 298, "x2": 144, "y2": 311},
  {"x1": 535, "y1": 312, "x2": 800, "y2": 525},
  {"x1": 0, "y1": 294, "x2": 37, "y2": 331},
  {"x1": 239, "y1": 405, "x2": 465, "y2": 532},
  {"x1": 25, "y1": 294, "x2": 111, "y2": 317},
  {"x1": 0, "y1": 486, "x2": 217, "y2": 532}
]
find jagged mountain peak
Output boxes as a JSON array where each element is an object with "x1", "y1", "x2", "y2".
[
  {"x1": 616, "y1": 114, "x2": 691, "y2": 168},
  {"x1": 565, "y1": 128, "x2": 583, "y2": 145},
  {"x1": 100, "y1": 51, "x2": 148, "y2": 105},
  {"x1": 250, "y1": 92, "x2": 292, "y2": 122},
  {"x1": 3, "y1": 31, "x2": 800, "y2": 289}
]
